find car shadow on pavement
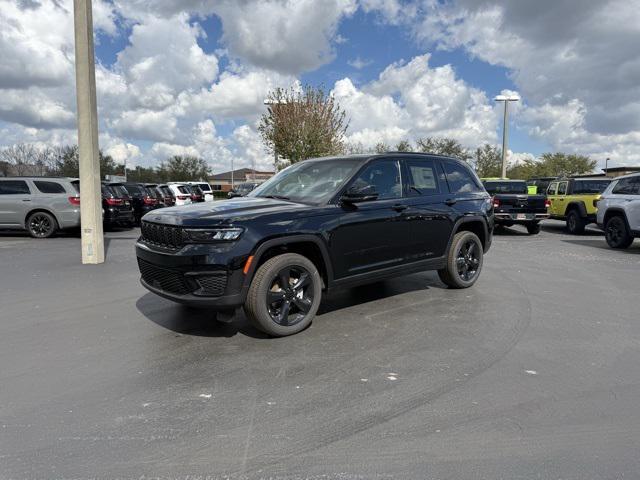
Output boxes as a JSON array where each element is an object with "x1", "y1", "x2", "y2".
[
  {"x1": 562, "y1": 239, "x2": 640, "y2": 254},
  {"x1": 541, "y1": 223, "x2": 603, "y2": 236},
  {"x1": 317, "y1": 273, "x2": 442, "y2": 316},
  {"x1": 493, "y1": 226, "x2": 529, "y2": 236},
  {"x1": 136, "y1": 293, "x2": 269, "y2": 339}
]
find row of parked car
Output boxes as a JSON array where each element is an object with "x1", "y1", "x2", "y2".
[
  {"x1": 482, "y1": 173, "x2": 640, "y2": 249},
  {"x1": 0, "y1": 177, "x2": 215, "y2": 238}
]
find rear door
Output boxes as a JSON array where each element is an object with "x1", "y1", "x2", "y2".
[
  {"x1": 0, "y1": 179, "x2": 32, "y2": 227},
  {"x1": 331, "y1": 158, "x2": 410, "y2": 279},
  {"x1": 401, "y1": 157, "x2": 454, "y2": 260}
]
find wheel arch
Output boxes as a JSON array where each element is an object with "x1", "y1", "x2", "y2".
[
  {"x1": 566, "y1": 201, "x2": 587, "y2": 217},
  {"x1": 24, "y1": 208, "x2": 61, "y2": 229},
  {"x1": 603, "y1": 208, "x2": 631, "y2": 230},
  {"x1": 450, "y1": 216, "x2": 489, "y2": 252},
  {"x1": 243, "y1": 235, "x2": 333, "y2": 290}
]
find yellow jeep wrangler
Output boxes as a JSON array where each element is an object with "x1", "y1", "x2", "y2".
[{"x1": 547, "y1": 177, "x2": 612, "y2": 234}]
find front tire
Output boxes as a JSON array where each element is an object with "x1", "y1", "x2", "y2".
[
  {"x1": 605, "y1": 216, "x2": 634, "y2": 249},
  {"x1": 438, "y1": 231, "x2": 484, "y2": 289},
  {"x1": 566, "y1": 209, "x2": 585, "y2": 234},
  {"x1": 244, "y1": 253, "x2": 322, "y2": 337},
  {"x1": 26, "y1": 211, "x2": 58, "y2": 238}
]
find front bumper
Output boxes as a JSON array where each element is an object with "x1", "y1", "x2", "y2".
[{"x1": 135, "y1": 242, "x2": 249, "y2": 309}]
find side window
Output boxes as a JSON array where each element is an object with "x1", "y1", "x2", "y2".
[
  {"x1": 406, "y1": 159, "x2": 440, "y2": 195},
  {"x1": 0, "y1": 180, "x2": 30, "y2": 195},
  {"x1": 547, "y1": 183, "x2": 558, "y2": 195},
  {"x1": 557, "y1": 182, "x2": 568, "y2": 195},
  {"x1": 442, "y1": 161, "x2": 481, "y2": 194},
  {"x1": 612, "y1": 178, "x2": 638, "y2": 195},
  {"x1": 350, "y1": 160, "x2": 402, "y2": 200},
  {"x1": 34, "y1": 181, "x2": 66, "y2": 194}
]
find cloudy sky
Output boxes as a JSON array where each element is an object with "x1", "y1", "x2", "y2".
[{"x1": 1, "y1": 0, "x2": 639, "y2": 173}]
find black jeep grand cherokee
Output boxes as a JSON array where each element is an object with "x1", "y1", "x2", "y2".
[{"x1": 136, "y1": 153, "x2": 493, "y2": 336}]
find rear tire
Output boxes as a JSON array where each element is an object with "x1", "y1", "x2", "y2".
[
  {"x1": 438, "y1": 231, "x2": 484, "y2": 289},
  {"x1": 26, "y1": 211, "x2": 58, "y2": 238},
  {"x1": 526, "y1": 222, "x2": 541, "y2": 235},
  {"x1": 566, "y1": 209, "x2": 585, "y2": 234},
  {"x1": 244, "y1": 253, "x2": 322, "y2": 337},
  {"x1": 604, "y1": 216, "x2": 634, "y2": 249}
]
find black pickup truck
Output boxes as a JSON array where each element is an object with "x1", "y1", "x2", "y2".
[{"x1": 482, "y1": 179, "x2": 549, "y2": 234}]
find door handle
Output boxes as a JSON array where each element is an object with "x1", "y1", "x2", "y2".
[
  {"x1": 445, "y1": 199, "x2": 457, "y2": 206},
  {"x1": 22, "y1": 199, "x2": 31, "y2": 202},
  {"x1": 392, "y1": 204, "x2": 408, "y2": 212}
]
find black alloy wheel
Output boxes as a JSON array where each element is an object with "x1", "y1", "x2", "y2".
[
  {"x1": 455, "y1": 238, "x2": 481, "y2": 282},
  {"x1": 266, "y1": 266, "x2": 314, "y2": 326},
  {"x1": 605, "y1": 216, "x2": 633, "y2": 249},
  {"x1": 27, "y1": 212, "x2": 57, "y2": 238}
]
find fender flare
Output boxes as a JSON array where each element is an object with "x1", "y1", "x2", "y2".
[
  {"x1": 445, "y1": 215, "x2": 491, "y2": 253},
  {"x1": 566, "y1": 201, "x2": 588, "y2": 217},
  {"x1": 242, "y1": 234, "x2": 334, "y2": 289},
  {"x1": 603, "y1": 208, "x2": 631, "y2": 230}
]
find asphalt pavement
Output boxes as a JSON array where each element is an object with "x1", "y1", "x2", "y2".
[{"x1": 1, "y1": 221, "x2": 640, "y2": 479}]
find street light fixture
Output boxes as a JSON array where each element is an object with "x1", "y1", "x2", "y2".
[{"x1": 494, "y1": 94, "x2": 520, "y2": 179}]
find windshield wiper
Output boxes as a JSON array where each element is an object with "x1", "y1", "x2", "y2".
[{"x1": 263, "y1": 195, "x2": 291, "y2": 200}]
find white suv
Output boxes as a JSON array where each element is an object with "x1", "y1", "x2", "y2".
[
  {"x1": 186, "y1": 182, "x2": 214, "y2": 202},
  {"x1": 167, "y1": 184, "x2": 192, "y2": 206},
  {"x1": 597, "y1": 173, "x2": 640, "y2": 249}
]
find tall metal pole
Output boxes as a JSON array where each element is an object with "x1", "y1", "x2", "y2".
[
  {"x1": 501, "y1": 100, "x2": 509, "y2": 179},
  {"x1": 231, "y1": 156, "x2": 234, "y2": 189},
  {"x1": 74, "y1": 0, "x2": 104, "y2": 264}
]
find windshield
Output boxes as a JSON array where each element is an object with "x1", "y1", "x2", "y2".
[
  {"x1": 250, "y1": 159, "x2": 362, "y2": 204},
  {"x1": 573, "y1": 180, "x2": 610, "y2": 194},
  {"x1": 483, "y1": 181, "x2": 528, "y2": 194}
]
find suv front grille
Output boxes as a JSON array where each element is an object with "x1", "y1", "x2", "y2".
[{"x1": 140, "y1": 221, "x2": 184, "y2": 250}]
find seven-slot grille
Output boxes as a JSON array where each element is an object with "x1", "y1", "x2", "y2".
[
  {"x1": 137, "y1": 258, "x2": 191, "y2": 295},
  {"x1": 140, "y1": 221, "x2": 184, "y2": 250}
]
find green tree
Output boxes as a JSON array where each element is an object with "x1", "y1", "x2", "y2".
[
  {"x1": 164, "y1": 155, "x2": 210, "y2": 181},
  {"x1": 395, "y1": 139, "x2": 412, "y2": 152},
  {"x1": 506, "y1": 152, "x2": 596, "y2": 179},
  {"x1": 259, "y1": 85, "x2": 349, "y2": 165},
  {"x1": 52, "y1": 145, "x2": 121, "y2": 178},
  {"x1": 374, "y1": 142, "x2": 390, "y2": 153},
  {"x1": 474, "y1": 144, "x2": 503, "y2": 178},
  {"x1": 415, "y1": 137, "x2": 472, "y2": 162}
]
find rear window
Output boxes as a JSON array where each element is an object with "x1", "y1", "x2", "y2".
[
  {"x1": 177, "y1": 186, "x2": 188, "y2": 194},
  {"x1": 572, "y1": 180, "x2": 610, "y2": 194},
  {"x1": 34, "y1": 180, "x2": 66, "y2": 194},
  {"x1": 110, "y1": 185, "x2": 129, "y2": 197},
  {"x1": 124, "y1": 184, "x2": 144, "y2": 196},
  {"x1": 0, "y1": 180, "x2": 30, "y2": 195},
  {"x1": 197, "y1": 183, "x2": 212, "y2": 192},
  {"x1": 483, "y1": 181, "x2": 528, "y2": 194}
]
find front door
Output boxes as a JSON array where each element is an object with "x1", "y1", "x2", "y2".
[
  {"x1": 0, "y1": 180, "x2": 32, "y2": 227},
  {"x1": 331, "y1": 159, "x2": 410, "y2": 279}
]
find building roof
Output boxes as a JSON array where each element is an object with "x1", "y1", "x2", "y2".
[
  {"x1": 602, "y1": 166, "x2": 640, "y2": 173},
  {"x1": 210, "y1": 168, "x2": 274, "y2": 181}
]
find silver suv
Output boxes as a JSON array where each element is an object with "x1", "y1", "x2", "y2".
[
  {"x1": 0, "y1": 177, "x2": 81, "y2": 238},
  {"x1": 596, "y1": 173, "x2": 640, "y2": 249}
]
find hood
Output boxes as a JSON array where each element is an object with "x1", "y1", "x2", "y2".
[{"x1": 142, "y1": 196, "x2": 307, "y2": 226}]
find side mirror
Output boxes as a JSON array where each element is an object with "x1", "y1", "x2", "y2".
[{"x1": 342, "y1": 184, "x2": 378, "y2": 203}]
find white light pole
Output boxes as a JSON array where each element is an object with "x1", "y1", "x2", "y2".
[
  {"x1": 494, "y1": 94, "x2": 520, "y2": 179},
  {"x1": 74, "y1": 0, "x2": 104, "y2": 264}
]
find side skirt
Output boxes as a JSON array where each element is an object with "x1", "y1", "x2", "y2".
[{"x1": 329, "y1": 257, "x2": 447, "y2": 291}]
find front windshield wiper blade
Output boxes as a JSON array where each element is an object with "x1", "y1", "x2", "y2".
[{"x1": 263, "y1": 195, "x2": 291, "y2": 200}]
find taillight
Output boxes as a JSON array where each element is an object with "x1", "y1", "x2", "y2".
[
  {"x1": 492, "y1": 197, "x2": 500, "y2": 208},
  {"x1": 105, "y1": 197, "x2": 123, "y2": 206},
  {"x1": 593, "y1": 198, "x2": 601, "y2": 207},
  {"x1": 143, "y1": 196, "x2": 157, "y2": 205},
  {"x1": 545, "y1": 199, "x2": 551, "y2": 208},
  {"x1": 177, "y1": 195, "x2": 189, "y2": 200},
  {"x1": 68, "y1": 196, "x2": 80, "y2": 206}
]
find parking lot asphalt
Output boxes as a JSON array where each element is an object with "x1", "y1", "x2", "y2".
[{"x1": 1, "y1": 221, "x2": 640, "y2": 479}]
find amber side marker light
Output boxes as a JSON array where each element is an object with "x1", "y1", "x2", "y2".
[{"x1": 243, "y1": 255, "x2": 254, "y2": 275}]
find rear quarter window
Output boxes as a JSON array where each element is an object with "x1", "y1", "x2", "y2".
[
  {"x1": 34, "y1": 181, "x2": 67, "y2": 194},
  {"x1": 442, "y1": 161, "x2": 482, "y2": 194}
]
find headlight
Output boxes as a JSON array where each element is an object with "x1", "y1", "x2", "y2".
[{"x1": 184, "y1": 227, "x2": 244, "y2": 242}]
